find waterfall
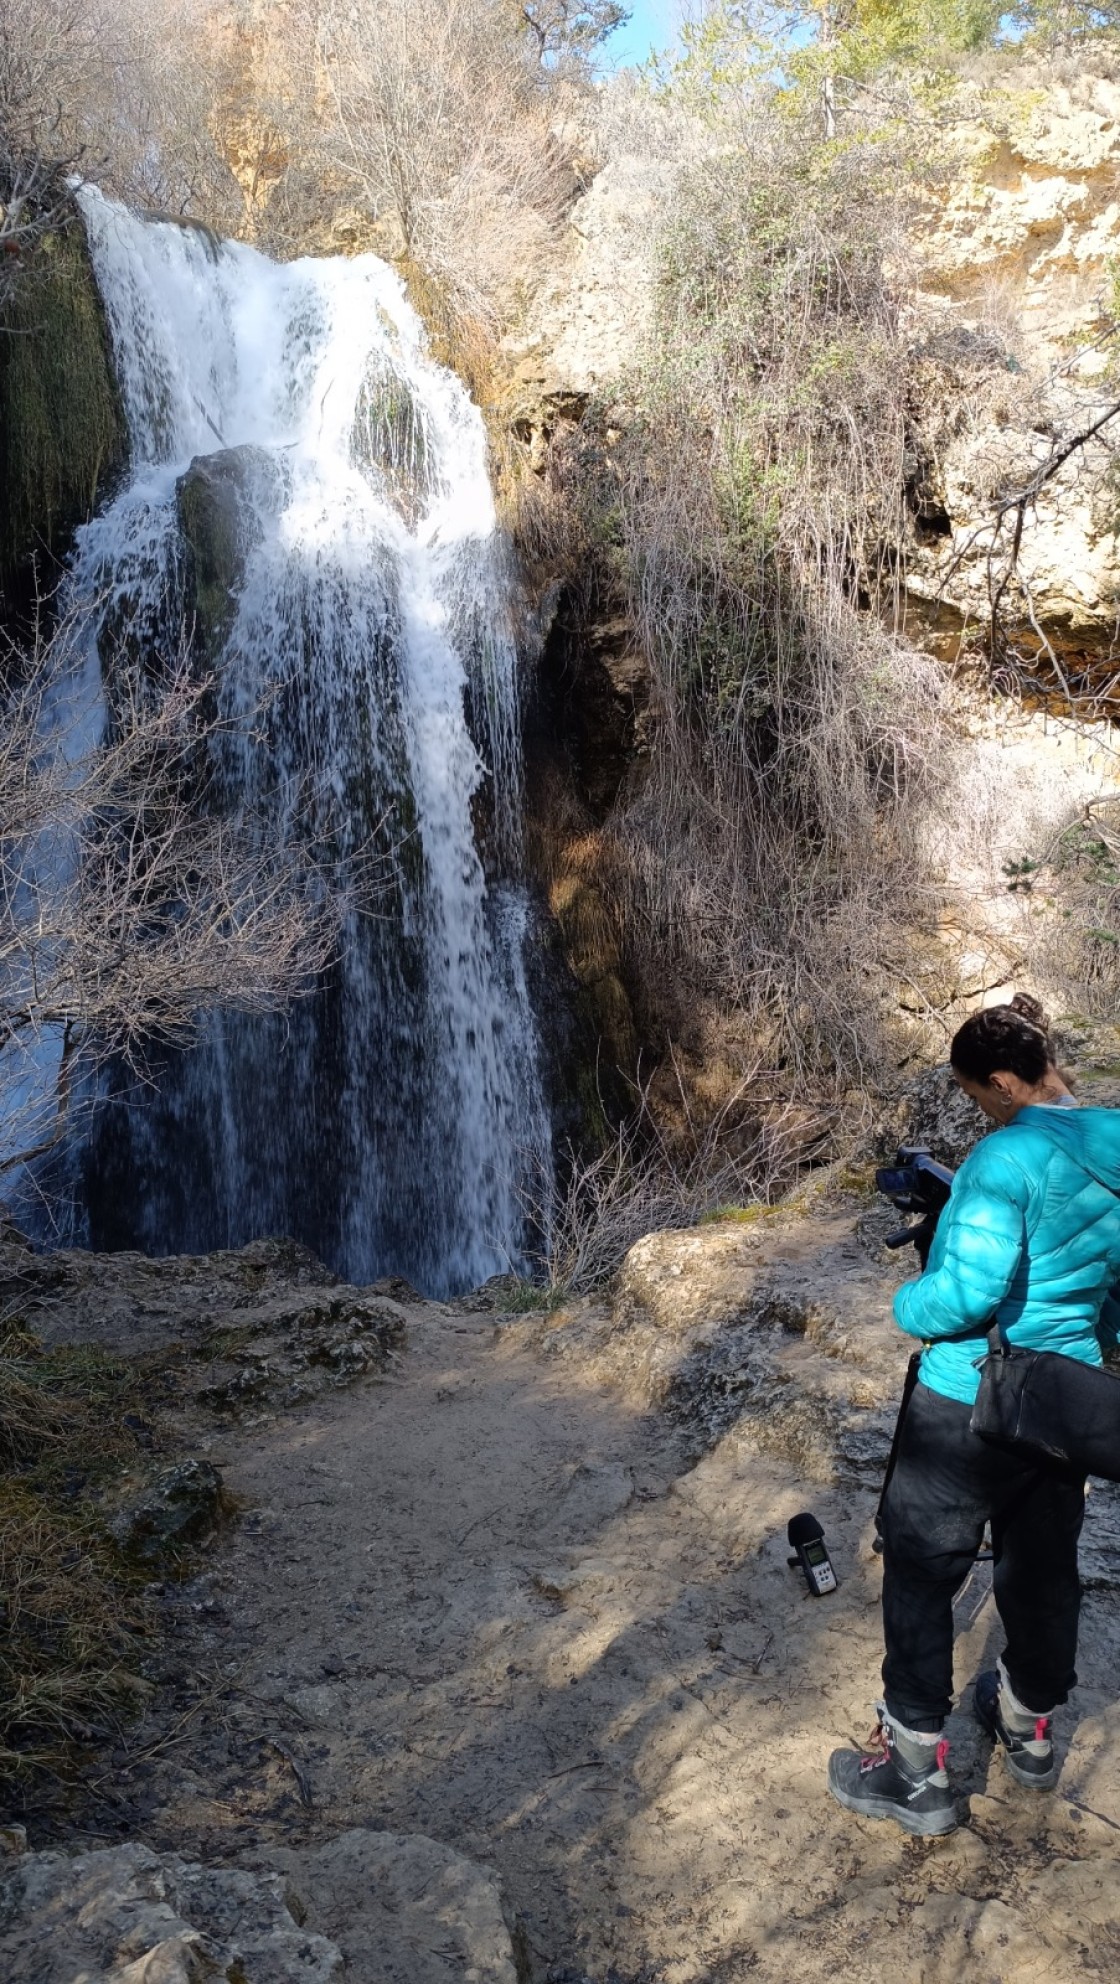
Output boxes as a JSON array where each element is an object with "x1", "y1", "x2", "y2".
[{"x1": 59, "y1": 186, "x2": 552, "y2": 1296}]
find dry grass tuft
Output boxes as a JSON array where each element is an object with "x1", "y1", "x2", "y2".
[
  {"x1": 0, "y1": 1482, "x2": 153, "y2": 1783},
  {"x1": 0, "y1": 1331, "x2": 163, "y2": 1791}
]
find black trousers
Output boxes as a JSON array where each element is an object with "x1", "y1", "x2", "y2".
[{"x1": 880, "y1": 1379, "x2": 1086, "y2": 1732}]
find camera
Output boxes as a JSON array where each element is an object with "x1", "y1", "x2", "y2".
[{"x1": 875, "y1": 1146, "x2": 955, "y2": 1268}]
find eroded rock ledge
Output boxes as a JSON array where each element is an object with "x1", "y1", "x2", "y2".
[{"x1": 0, "y1": 1825, "x2": 521, "y2": 1984}]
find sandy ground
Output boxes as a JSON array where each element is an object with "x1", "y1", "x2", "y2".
[{"x1": 61, "y1": 1209, "x2": 1120, "y2": 1984}]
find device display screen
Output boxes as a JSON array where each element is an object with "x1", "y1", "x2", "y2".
[
  {"x1": 803, "y1": 1540, "x2": 828, "y2": 1566},
  {"x1": 876, "y1": 1167, "x2": 911, "y2": 1196}
]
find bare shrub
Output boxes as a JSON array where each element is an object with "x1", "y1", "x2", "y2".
[
  {"x1": 1, "y1": 0, "x2": 246, "y2": 269},
  {"x1": 521, "y1": 1056, "x2": 848, "y2": 1292},
  {"x1": 305, "y1": 0, "x2": 581, "y2": 324},
  {"x1": 589, "y1": 102, "x2": 946, "y2": 1097},
  {"x1": 96, "y1": 0, "x2": 244, "y2": 225},
  {"x1": 0, "y1": 1480, "x2": 149, "y2": 1779},
  {"x1": 0, "y1": 0, "x2": 100, "y2": 302},
  {"x1": 1011, "y1": 796, "x2": 1120, "y2": 1019},
  {"x1": 0, "y1": 1321, "x2": 160, "y2": 1785},
  {"x1": 1, "y1": 618, "x2": 345, "y2": 1176}
]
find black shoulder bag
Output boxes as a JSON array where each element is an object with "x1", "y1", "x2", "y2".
[{"x1": 970, "y1": 1326, "x2": 1120, "y2": 1481}]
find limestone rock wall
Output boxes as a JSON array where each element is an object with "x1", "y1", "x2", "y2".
[
  {"x1": 916, "y1": 68, "x2": 1120, "y2": 351},
  {"x1": 905, "y1": 64, "x2": 1120, "y2": 671}
]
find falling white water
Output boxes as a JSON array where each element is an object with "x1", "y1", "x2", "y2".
[{"x1": 53, "y1": 186, "x2": 551, "y2": 1294}]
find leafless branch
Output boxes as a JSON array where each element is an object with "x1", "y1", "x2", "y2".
[{"x1": 1, "y1": 617, "x2": 352, "y2": 1174}]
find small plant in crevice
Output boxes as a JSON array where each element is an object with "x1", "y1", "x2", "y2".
[
  {"x1": 1004, "y1": 855, "x2": 1042, "y2": 893},
  {"x1": 1005, "y1": 802, "x2": 1120, "y2": 1017},
  {"x1": 495, "y1": 1278, "x2": 571, "y2": 1315}
]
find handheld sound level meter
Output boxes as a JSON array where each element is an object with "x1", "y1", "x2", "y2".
[{"x1": 787, "y1": 1512, "x2": 838, "y2": 1597}]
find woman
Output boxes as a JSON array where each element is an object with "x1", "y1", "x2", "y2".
[{"x1": 829, "y1": 995, "x2": 1120, "y2": 1837}]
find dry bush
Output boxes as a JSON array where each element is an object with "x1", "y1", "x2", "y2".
[
  {"x1": 303, "y1": 0, "x2": 582, "y2": 324},
  {"x1": 1010, "y1": 799, "x2": 1120, "y2": 1019},
  {"x1": 1, "y1": 619, "x2": 345, "y2": 1177},
  {"x1": 0, "y1": 1320, "x2": 77, "y2": 1464},
  {"x1": 94, "y1": 0, "x2": 244, "y2": 226},
  {"x1": 0, "y1": 1486, "x2": 148, "y2": 1776},
  {"x1": 0, "y1": 0, "x2": 245, "y2": 247},
  {"x1": 594, "y1": 103, "x2": 946, "y2": 1098},
  {"x1": 522, "y1": 1058, "x2": 843, "y2": 1292},
  {"x1": 0, "y1": 0, "x2": 101, "y2": 301}
]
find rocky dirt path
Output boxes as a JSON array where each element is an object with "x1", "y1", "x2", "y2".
[{"x1": 91, "y1": 1209, "x2": 1120, "y2": 1984}]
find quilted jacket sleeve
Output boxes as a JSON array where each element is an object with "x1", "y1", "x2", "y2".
[
  {"x1": 1099, "y1": 1286, "x2": 1120, "y2": 1354},
  {"x1": 894, "y1": 1140, "x2": 1031, "y2": 1342}
]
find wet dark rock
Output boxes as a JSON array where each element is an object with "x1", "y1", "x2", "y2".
[
  {"x1": 176, "y1": 444, "x2": 283, "y2": 658},
  {"x1": 0, "y1": 214, "x2": 127, "y2": 592},
  {"x1": 110, "y1": 1459, "x2": 229, "y2": 1563}
]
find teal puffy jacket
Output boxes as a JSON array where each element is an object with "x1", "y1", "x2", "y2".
[{"x1": 894, "y1": 1104, "x2": 1120, "y2": 1406}]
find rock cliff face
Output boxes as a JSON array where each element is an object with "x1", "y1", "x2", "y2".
[
  {"x1": 509, "y1": 63, "x2": 1120, "y2": 683},
  {"x1": 905, "y1": 66, "x2": 1120, "y2": 674},
  {"x1": 916, "y1": 70, "x2": 1120, "y2": 351}
]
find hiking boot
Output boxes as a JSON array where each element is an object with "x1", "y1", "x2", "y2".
[
  {"x1": 828, "y1": 1707, "x2": 957, "y2": 1837},
  {"x1": 974, "y1": 1669, "x2": 1057, "y2": 1790}
]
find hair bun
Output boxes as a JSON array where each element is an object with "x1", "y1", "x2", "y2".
[{"x1": 1008, "y1": 992, "x2": 1050, "y2": 1034}]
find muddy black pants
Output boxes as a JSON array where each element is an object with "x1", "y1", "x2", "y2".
[{"x1": 880, "y1": 1379, "x2": 1086, "y2": 1732}]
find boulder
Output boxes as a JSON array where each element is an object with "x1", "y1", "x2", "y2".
[
  {"x1": 272, "y1": 1829, "x2": 521, "y2": 1984},
  {"x1": 521, "y1": 1204, "x2": 913, "y2": 1477},
  {"x1": 0, "y1": 1839, "x2": 342, "y2": 1984},
  {"x1": 0, "y1": 1830, "x2": 522, "y2": 1984},
  {"x1": 613, "y1": 1222, "x2": 778, "y2": 1340},
  {"x1": 176, "y1": 444, "x2": 282, "y2": 658}
]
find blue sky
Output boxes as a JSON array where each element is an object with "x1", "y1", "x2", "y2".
[{"x1": 602, "y1": 0, "x2": 683, "y2": 69}]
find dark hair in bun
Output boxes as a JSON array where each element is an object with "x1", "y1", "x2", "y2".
[{"x1": 949, "y1": 994, "x2": 1054, "y2": 1088}]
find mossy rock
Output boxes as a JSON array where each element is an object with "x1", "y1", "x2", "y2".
[
  {"x1": 0, "y1": 216, "x2": 127, "y2": 591},
  {"x1": 353, "y1": 362, "x2": 430, "y2": 520}
]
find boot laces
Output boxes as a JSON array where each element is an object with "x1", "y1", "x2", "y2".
[
  {"x1": 859, "y1": 1712, "x2": 948, "y2": 1779},
  {"x1": 866, "y1": 1714, "x2": 890, "y2": 1756},
  {"x1": 858, "y1": 1712, "x2": 896, "y2": 1776}
]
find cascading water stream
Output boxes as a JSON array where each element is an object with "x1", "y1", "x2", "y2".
[{"x1": 52, "y1": 186, "x2": 552, "y2": 1295}]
